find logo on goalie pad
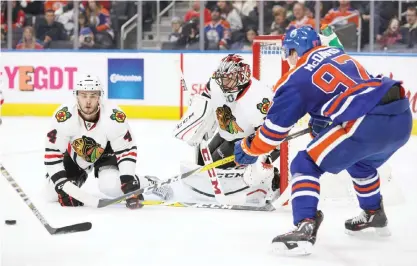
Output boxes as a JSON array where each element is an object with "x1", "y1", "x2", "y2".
[
  {"x1": 55, "y1": 107, "x2": 72, "y2": 123},
  {"x1": 217, "y1": 172, "x2": 244, "y2": 179},
  {"x1": 256, "y1": 98, "x2": 271, "y2": 114}
]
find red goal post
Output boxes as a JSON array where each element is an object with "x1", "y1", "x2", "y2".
[{"x1": 252, "y1": 35, "x2": 290, "y2": 196}]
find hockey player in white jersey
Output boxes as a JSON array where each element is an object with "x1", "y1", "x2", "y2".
[
  {"x1": 43, "y1": 74, "x2": 171, "y2": 209},
  {"x1": 173, "y1": 54, "x2": 281, "y2": 205}
]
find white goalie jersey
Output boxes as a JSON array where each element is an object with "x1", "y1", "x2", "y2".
[
  {"x1": 173, "y1": 77, "x2": 274, "y2": 145},
  {"x1": 44, "y1": 101, "x2": 137, "y2": 183}
]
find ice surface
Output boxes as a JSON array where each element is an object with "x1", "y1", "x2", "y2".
[{"x1": 1, "y1": 117, "x2": 416, "y2": 266}]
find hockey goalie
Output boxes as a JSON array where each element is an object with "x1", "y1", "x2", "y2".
[{"x1": 173, "y1": 54, "x2": 281, "y2": 206}]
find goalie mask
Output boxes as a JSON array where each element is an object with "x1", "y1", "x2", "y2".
[{"x1": 213, "y1": 54, "x2": 251, "y2": 98}]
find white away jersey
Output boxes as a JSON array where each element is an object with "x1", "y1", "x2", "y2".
[
  {"x1": 44, "y1": 102, "x2": 137, "y2": 182},
  {"x1": 207, "y1": 78, "x2": 274, "y2": 141}
]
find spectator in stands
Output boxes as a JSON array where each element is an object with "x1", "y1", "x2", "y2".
[
  {"x1": 230, "y1": 26, "x2": 257, "y2": 50},
  {"x1": 205, "y1": 6, "x2": 230, "y2": 50},
  {"x1": 233, "y1": 0, "x2": 256, "y2": 17},
  {"x1": 48, "y1": 1, "x2": 77, "y2": 36},
  {"x1": 217, "y1": 1, "x2": 243, "y2": 32},
  {"x1": 35, "y1": 9, "x2": 67, "y2": 47},
  {"x1": 287, "y1": 2, "x2": 315, "y2": 31},
  {"x1": 44, "y1": 0, "x2": 68, "y2": 13},
  {"x1": 1, "y1": 1, "x2": 25, "y2": 33},
  {"x1": 378, "y1": 17, "x2": 402, "y2": 50},
  {"x1": 278, "y1": 1, "x2": 297, "y2": 22},
  {"x1": 247, "y1": 1, "x2": 274, "y2": 34},
  {"x1": 16, "y1": 26, "x2": 43, "y2": 49},
  {"x1": 271, "y1": 6, "x2": 287, "y2": 34},
  {"x1": 19, "y1": 0, "x2": 44, "y2": 16},
  {"x1": 78, "y1": 27, "x2": 95, "y2": 49},
  {"x1": 176, "y1": 18, "x2": 200, "y2": 50},
  {"x1": 400, "y1": 6, "x2": 417, "y2": 48},
  {"x1": 72, "y1": 11, "x2": 95, "y2": 38},
  {"x1": 168, "y1": 16, "x2": 182, "y2": 42},
  {"x1": 81, "y1": 1, "x2": 111, "y2": 11},
  {"x1": 184, "y1": 1, "x2": 211, "y2": 24},
  {"x1": 321, "y1": 0, "x2": 359, "y2": 28},
  {"x1": 85, "y1": 0, "x2": 114, "y2": 40}
]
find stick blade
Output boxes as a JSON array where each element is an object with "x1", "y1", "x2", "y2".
[{"x1": 48, "y1": 222, "x2": 92, "y2": 235}]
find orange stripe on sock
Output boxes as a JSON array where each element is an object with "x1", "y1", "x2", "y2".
[
  {"x1": 292, "y1": 183, "x2": 320, "y2": 193},
  {"x1": 354, "y1": 180, "x2": 380, "y2": 193}
]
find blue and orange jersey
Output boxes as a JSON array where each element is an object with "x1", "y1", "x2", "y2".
[
  {"x1": 244, "y1": 46, "x2": 400, "y2": 156},
  {"x1": 204, "y1": 19, "x2": 231, "y2": 45},
  {"x1": 90, "y1": 7, "x2": 111, "y2": 33},
  {"x1": 321, "y1": 6, "x2": 359, "y2": 27}
]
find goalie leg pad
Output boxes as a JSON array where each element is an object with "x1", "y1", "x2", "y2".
[{"x1": 180, "y1": 161, "x2": 248, "y2": 201}]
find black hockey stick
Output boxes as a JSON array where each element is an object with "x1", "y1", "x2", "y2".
[
  {"x1": 0, "y1": 164, "x2": 92, "y2": 235},
  {"x1": 140, "y1": 200, "x2": 276, "y2": 212},
  {"x1": 96, "y1": 127, "x2": 311, "y2": 208}
]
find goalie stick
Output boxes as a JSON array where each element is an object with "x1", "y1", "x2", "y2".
[
  {"x1": 0, "y1": 164, "x2": 92, "y2": 235},
  {"x1": 139, "y1": 200, "x2": 276, "y2": 212},
  {"x1": 64, "y1": 128, "x2": 311, "y2": 209}
]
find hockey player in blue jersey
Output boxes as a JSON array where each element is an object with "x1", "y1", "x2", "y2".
[{"x1": 233, "y1": 26, "x2": 412, "y2": 255}]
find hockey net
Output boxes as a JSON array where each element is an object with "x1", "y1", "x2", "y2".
[{"x1": 252, "y1": 35, "x2": 398, "y2": 207}]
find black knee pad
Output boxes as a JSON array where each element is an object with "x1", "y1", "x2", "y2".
[{"x1": 62, "y1": 152, "x2": 88, "y2": 187}]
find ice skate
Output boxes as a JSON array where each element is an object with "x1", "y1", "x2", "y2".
[
  {"x1": 345, "y1": 198, "x2": 390, "y2": 236},
  {"x1": 271, "y1": 210, "x2": 324, "y2": 256}
]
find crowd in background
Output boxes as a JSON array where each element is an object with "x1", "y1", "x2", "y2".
[{"x1": 1, "y1": 0, "x2": 417, "y2": 52}]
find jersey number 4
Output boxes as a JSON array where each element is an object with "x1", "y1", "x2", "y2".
[
  {"x1": 47, "y1": 129, "x2": 57, "y2": 144},
  {"x1": 312, "y1": 54, "x2": 370, "y2": 94},
  {"x1": 124, "y1": 130, "x2": 132, "y2": 142}
]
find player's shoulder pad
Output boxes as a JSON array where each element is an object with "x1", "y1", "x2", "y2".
[
  {"x1": 244, "y1": 79, "x2": 274, "y2": 116},
  {"x1": 102, "y1": 102, "x2": 129, "y2": 125},
  {"x1": 53, "y1": 103, "x2": 76, "y2": 124}
]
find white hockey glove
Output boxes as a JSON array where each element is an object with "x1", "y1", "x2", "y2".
[{"x1": 173, "y1": 93, "x2": 216, "y2": 146}]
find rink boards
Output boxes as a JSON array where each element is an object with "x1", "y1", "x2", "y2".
[{"x1": 1, "y1": 50, "x2": 417, "y2": 135}]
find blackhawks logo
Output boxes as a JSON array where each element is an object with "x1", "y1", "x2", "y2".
[
  {"x1": 110, "y1": 109, "x2": 126, "y2": 123},
  {"x1": 71, "y1": 136, "x2": 104, "y2": 163},
  {"x1": 216, "y1": 105, "x2": 243, "y2": 134},
  {"x1": 257, "y1": 98, "x2": 271, "y2": 114},
  {"x1": 55, "y1": 107, "x2": 72, "y2": 122}
]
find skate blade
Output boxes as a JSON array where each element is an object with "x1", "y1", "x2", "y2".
[
  {"x1": 345, "y1": 226, "x2": 391, "y2": 237},
  {"x1": 271, "y1": 241, "x2": 313, "y2": 256}
]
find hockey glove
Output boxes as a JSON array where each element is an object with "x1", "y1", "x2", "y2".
[
  {"x1": 55, "y1": 178, "x2": 84, "y2": 207},
  {"x1": 121, "y1": 177, "x2": 144, "y2": 210},
  {"x1": 234, "y1": 135, "x2": 259, "y2": 165},
  {"x1": 308, "y1": 115, "x2": 331, "y2": 138}
]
